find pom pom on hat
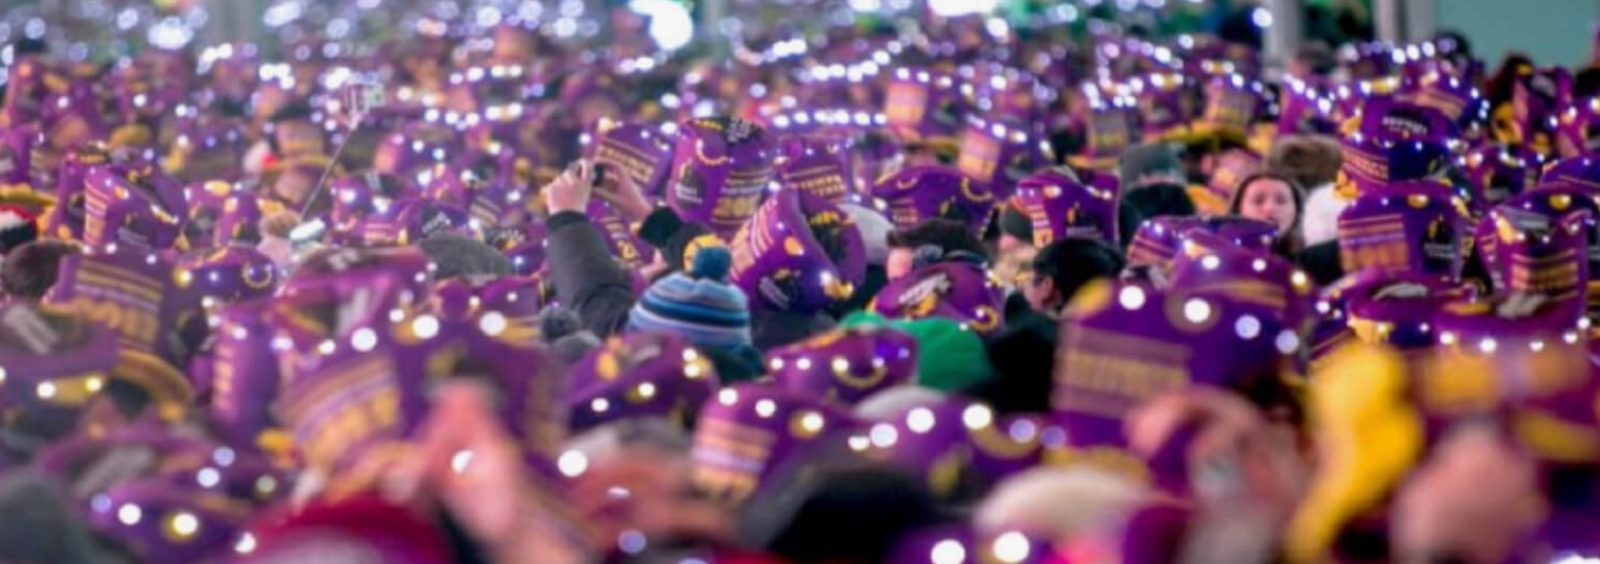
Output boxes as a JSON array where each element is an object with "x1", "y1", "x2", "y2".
[{"x1": 690, "y1": 244, "x2": 732, "y2": 281}]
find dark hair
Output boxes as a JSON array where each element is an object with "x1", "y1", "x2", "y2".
[
  {"x1": 1, "y1": 240, "x2": 80, "y2": 300},
  {"x1": 1228, "y1": 171, "x2": 1308, "y2": 255},
  {"x1": 886, "y1": 218, "x2": 989, "y2": 261},
  {"x1": 1030, "y1": 238, "x2": 1126, "y2": 307},
  {"x1": 1117, "y1": 183, "x2": 1197, "y2": 250}
]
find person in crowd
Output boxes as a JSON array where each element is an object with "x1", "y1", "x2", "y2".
[
  {"x1": 1228, "y1": 171, "x2": 1308, "y2": 256},
  {"x1": 0, "y1": 239, "x2": 78, "y2": 300},
  {"x1": 1117, "y1": 143, "x2": 1199, "y2": 249},
  {"x1": 883, "y1": 218, "x2": 989, "y2": 281},
  {"x1": 1268, "y1": 135, "x2": 1344, "y2": 246}
]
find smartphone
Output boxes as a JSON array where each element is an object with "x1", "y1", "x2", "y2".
[{"x1": 591, "y1": 162, "x2": 610, "y2": 187}]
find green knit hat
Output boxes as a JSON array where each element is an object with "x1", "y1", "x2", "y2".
[{"x1": 841, "y1": 312, "x2": 993, "y2": 392}]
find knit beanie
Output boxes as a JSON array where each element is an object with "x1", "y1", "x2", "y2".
[
  {"x1": 841, "y1": 312, "x2": 993, "y2": 392},
  {"x1": 627, "y1": 245, "x2": 753, "y2": 349}
]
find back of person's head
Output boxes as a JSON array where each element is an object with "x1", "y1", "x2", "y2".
[
  {"x1": 1117, "y1": 184, "x2": 1197, "y2": 249},
  {"x1": 748, "y1": 462, "x2": 945, "y2": 564},
  {"x1": 417, "y1": 233, "x2": 513, "y2": 281},
  {"x1": 1265, "y1": 135, "x2": 1342, "y2": 190},
  {"x1": 886, "y1": 218, "x2": 988, "y2": 261},
  {"x1": 1118, "y1": 143, "x2": 1186, "y2": 190},
  {"x1": 1, "y1": 240, "x2": 81, "y2": 300},
  {"x1": 1031, "y1": 238, "x2": 1126, "y2": 305}
]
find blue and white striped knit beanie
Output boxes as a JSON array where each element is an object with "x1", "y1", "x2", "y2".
[{"x1": 627, "y1": 245, "x2": 752, "y2": 349}]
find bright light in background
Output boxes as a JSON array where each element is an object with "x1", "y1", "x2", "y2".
[
  {"x1": 1252, "y1": 7, "x2": 1274, "y2": 28},
  {"x1": 929, "y1": 0, "x2": 999, "y2": 17},
  {"x1": 630, "y1": 0, "x2": 693, "y2": 52},
  {"x1": 850, "y1": 0, "x2": 882, "y2": 12}
]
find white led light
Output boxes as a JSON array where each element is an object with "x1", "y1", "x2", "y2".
[
  {"x1": 557, "y1": 450, "x2": 589, "y2": 477},
  {"x1": 906, "y1": 407, "x2": 936, "y2": 433}
]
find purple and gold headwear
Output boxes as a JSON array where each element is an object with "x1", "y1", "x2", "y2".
[
  {"x1": 1337, "y1": 181, "x2": 1470, "y2": 278},
  {"x1": 956, "y1": 118, "x2": 1053, "y2": 200},
  {"x1": 83, "y1": 163, "x2": 187, "y2": 250},
  {"x1": 374, "y1": 122, "x2": 459, "y2": 186},
  {"x1": 1127, "y1": 215, "x2": 1278, "y2": 273},
  {"x1": 1067, "y1": 102, "x2": 1136, "y2": 171},
  {"x1": 1196, "y1": 149, "x2": 1262, "y2": 215},
  {"x1": 1310, "y1": 269, "x2": 1474, "y2": 363},
  {"x1": 870, "y1": 261, "x2": 1005, "y2": 334},
  {"x1": 1135, "y1": 72, "x2": 1197, "y2": 140},
  {"x1": 1504, "y1": 67, "x2": 1570, "y2": 155},
  {"x1": 766, "y1": 325, "x2": 917, "y2": 406},
  {"x1": 585, "y1": 199, "x2": 652, "y2": 270},
  {"x1": 85, "y1": 479, "x2": 252, "y2": 562},
  {"x1": 1458, "y1": 143, "x2": 1544, "y2": 212},
  {"x1": 164, "y1": 117, "x2": 249, "y2": 184},
  {"x1": 584, "y1": 119, "x2": 674, "y2": 199},
  {"x1": 1014, "y1": 167, "x2": 1119, "y2": 247},
  {"x1": 691, "y1": 383, "x2": 857, "y2": 503},
  {"x1": 269, "y1": 246, "x2": 434, "y2": 383},
  {"x1": 0, "y1": 301, "x2": 122, "y2": 440},
  {"x1": 1194, "y1": 74, "x2": 1268, "y2": 138},
  {"x1": 1051, "y1": 280, "x2": 1296, "y2": 493},
  {"x1": 862, "y1": 397, "x2": 1045, "y2": 495},
  {"x1": 177, "y1": 180, "x2": 239, "y2": 250},
  {"x1": 175, "y1": 246, "x2": 279, "y2": 309},
  {"x1": 872, "y1": 165, "x2": 996, "y2": 234},
  {"x1": 1334, "y1": 99, "x2": 1457, "y2": 199},
  {"x1": 729, "y1": 189, "x2": 864, "y2": 314},
  {"x1": 1476, "y1": 185, "x2": 1600, "y2": 316},
  {"x1": 665, "y1": 117, "x2": 775, "y2": 237},
  {"x1": 1404, "y1": 72, "x2": 1489, "y2": 137},
  {"x1": 46, "y1": 243, "x2": 204, "y2": 375},
  {"x1": 393, "y1": 198, "x2": 479, "y2": 246},
  {"x1": 1169, "y1": 231, "x2": 1317, "y2": 329},
  {"x1": 884, "y1": 67, "x2": 970, "y2": 144},
  {"x1": 1277, "y1": 75, "x2": 1339, "y2": 137},
  {"x1": 206, "y1": 299, "x2": 284, "y2": 449},
  {"x1": 1556, "y1": 97, "x2": 1600, "y2": 160},
  {"x1": 774, "y1": 135, "x2": 854, "y2": 204},
  {"x1": 566, "y1": 332, "x2": 718, "y2": 434}
]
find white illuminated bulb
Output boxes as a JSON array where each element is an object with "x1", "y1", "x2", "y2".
[
  {"x1": 930, "y1": 539, "x2": 967, "y2": 564},
  {"x1": 906, "y1": 407, "x2": 936, "y2": 433},
  {"x1": 869, "y1": 423, "x2": 900, "y2": 447},
  {"x1": 1531, "y1": 340, "x2": 1546, "y2": 352},
  {"x1": 754, "y1": 399, "x2": 777, "y2": 418},
  {"x1": 451, "y1": 450, "x2": 474, "y2": 474},
  {"x1": 412, "y1": 315, "x2": 440, "y2": 339},
  {"x1": 1275, "y1": 331, "x2": 1300, "y2": 354},
  {"x1": 962, "y1": 404, "x2": 994, "y2": 430},
  {"x1": 831, "y1": 357, "x2": 850, "y2": 373},
  {"x1": 796, "y1": 357, "x2": 813, "y2": 371},
  {"x1": 1235, "y1": 315, "x2": 1261, "y2": 339},
  {"x1": 117, "y1": 504, "x2": 143, "y2": 526},
  {"x1": 85, "y1": 376, "x2": 104, "y2": 393},
  {"x1": 1183, "y1": 298, "x2": 1212, "y2": 323},
  {"x1": 992, "y1": 531, "x2": 1032, "y2": 563},
  {"x1": 36, "y1": 382, "x2": 56, "y2": 399},
  {"x1": 557, "y1": 450, "x2": 589, "y2": 477},
  {"x1": 1478, "y1": 338, "x2": 1498, "y2": 353},
  {"x1": 196, "y1": 467, "x2": 220, "y2": 488},
  {"x1": 1440, "y1": 332, "x2": 1458, "y2": 346},
  {"x1": 799, "y1": 412, "x2": 825, "y2": 433},
  {"x1": 171, "y1": 512, "x2": 200, "y2": 537},
  {"x1": 234, "y1": 533, "x2": 257, "y2": 554},
  {"x1": 478, "y1": 312, "x2": 508, "y2": 336},
  {"x1": 637, "y1": 382, "x2": 657, "y2": 399},
  {"x1": 1118, "y1": 286, "x2": 1147, "y2": 310},
  {"x1": 350, "y1": 328, "x2": 377, "y2": 352},
  {"x1": 718, "y1": 389, "x2": 739, "y2": 405},
  {"x1": 1200, "y1": 255, "x2": 1220, "y2": 270},
  {"x1": 769, "y1": 358, "x2": 785, "y2": 371}
]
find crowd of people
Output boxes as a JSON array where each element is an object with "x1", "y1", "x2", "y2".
[{"x1": 0, "y1": 3, "x2": 1597, "y2": 563}]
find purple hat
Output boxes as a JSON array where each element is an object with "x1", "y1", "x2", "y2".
[
  {"x1": 557, "y1": 71, "x2": 625, "y2": 125},
  {"x1": 1458, "y1": 144, "x2": 1544, "y2": 212},
  {"x1": 207, "y1": 299, "x2": 284, "y2": 449},
  {"x1": 584, "y1": 120, "x2": 675, "y2": 199},
  {"x1": 374, "y1": 122, "x2": 459, "y2": 185},
  {"x1": 1334, "y1": 99, "x2": 1457, "y2": 199},
  {"x1": 1276, "y1": 75, "x2": 1339, "y2": 136},
  {"x1": 728, "y1": 189, "x2": 865, "y2": 314},
  {"x1": 1477, "y1": 185, "x2": 1600, "y2": 311},
  {"x1": 884, "y1": 68, "x2": 970, "y2": 144},
  {"x1": 175, "y1": 246, "x2": 279, "y2": 307},
  {"x1": 0, "y1": 301, "x2": 122, "y2": 439},
  {"x1": 1311, "y1": 269, "x2": 1473, "y2": 361},
  {"x1": 164, "y1": 117, "x2": 249, "y2": 184},
  {"x1": 1014, "y1": 167, "x2": 1119, "y2": 246},
  {"x1": 1195, "y1": 74, "x2": 1268, "y2": 136},
  {"x1": 213, "y1": 193, "x2": 265, "y2": 248},
  {"x1": 1540, "y1": 154, "x2": 1600, "y2": 189},
  {"x1": 46, "y1": 244, "x2": 203, "y2": 373},
  {"x1": 691, "y1": 383, "x2": 857, "y2": 503},
  {"x1": 1337, "y1": 181, "x2": 1470, "y2": 278},
  {"x1": 767, "y1": 325, "x2": 917, "y2": 405},
  {"x1": 86, "y1": 479, "x2": 250, "y2": 562},
  {"x1": 1067, "y1": 103, "x2": 1137, "y2": 171},
  {"x1": 665, "y1": 117, "x2": 775, "y2": 236},
  {"x1": 566, "y1": 332, "x2": 719, "y2": 434},
  {"x1": 870, "y1": 261, "x2": 1006, "y2": 334},
  {"x1": 774, "y1": 135, "x2": 854, "y2": 204},
  {"x1": 1506, "y1": 68, "x2": 1569, "y2": 154},
  {"x1": 83, "y1": 163, "x2": 187, "y2": 250},
  {"x1": 178, "y1": 180, "x2": 239, "y2": 248},
  {"x1": 1169, "y1": 231, "x2": 1317, "y2": 329},
  {"x1": 497, "y1": 223, "x2": 549, "y2": 276},
  {"x1": 1127, "y1": 215, "x2": 1278, "y2": 272},
  {"x1": 1404, "y1": 73, "x2": 1489, "y2": 136},
  {"x1": 585, "y1": 199, "x2": 653, "y2": 271},
  {"x1": 956, "y1": 119, "x2": 1053, "y2": 200},
  {"x1": 1051, "y1": 280, "x2": 1296, "y2": 491},
  {"x1": 886, "y1": 524, "x2": 1054, "y2": 564},
  {"x1": 864, "y1": 397, "x2": 1044, "y2": 494},
  {"x1": 394, "y1": 198, "x2": 478, "y2": 245},
  {"x1": 1556, "y1": 97, "x2": 1600, "y2": 159},
  {"x1": 279, "y1": 309, "x2": 561, "y2": 473},
  {"x1": 872, "y1": 165, "x2": 996, "y2": 234},
  {"x1": 1135, "y1": 72, "x2": 1197, "y2": 139},
  {"x1": 268, "y1": 247, "x2": 435, "y2": 384}
]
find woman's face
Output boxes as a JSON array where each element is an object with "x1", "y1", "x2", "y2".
[{"x1": 1239, "y1": 179, "x2": 1297, "y2": 233}]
